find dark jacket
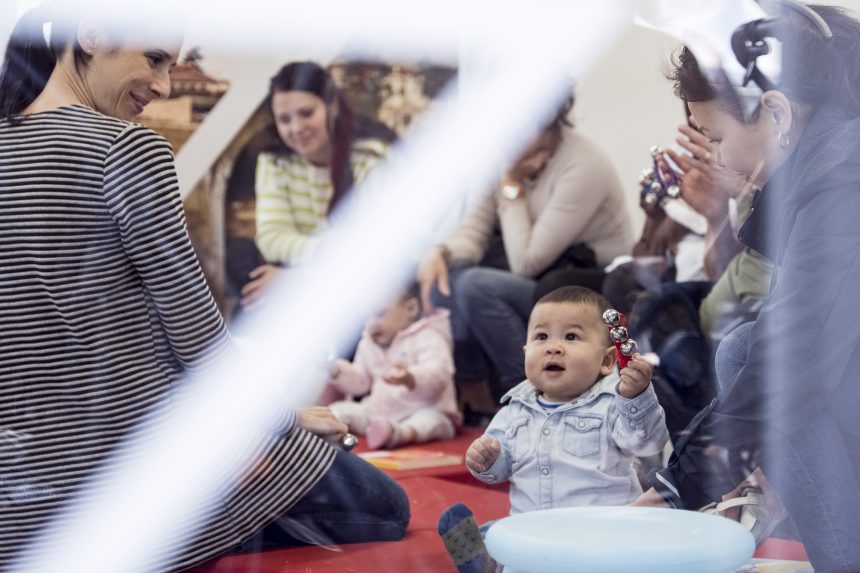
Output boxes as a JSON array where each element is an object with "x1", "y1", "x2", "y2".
[{"x1": 653, "y1": 106, "x2": 860, "y2": 508}]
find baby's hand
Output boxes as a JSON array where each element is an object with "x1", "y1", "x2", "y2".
[
  {"x1": 382, "y1": 364, "x2": 416, "y2": 389},
  {"x1": 466, "y1": 435, "x2": 501, "y2": 473},
  {"x1": 328, "y1": 358, "x2": 349, "y2": 379},
  {"x1": 618, "y1": 353, "x2": 653, "y2": 399}
]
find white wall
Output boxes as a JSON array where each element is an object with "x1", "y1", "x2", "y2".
[{"x1": 575, "y1": 23, "x2": 683, "y2": 230}]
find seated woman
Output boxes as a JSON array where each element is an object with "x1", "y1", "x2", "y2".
[
  {"x1": 636, "y1": 5, "x2": 860, "y2": 571},
  {"x1": 418, "y1": 94, "x2": 633, "y2": 399},
  {"x1": 0, "y1": 10, "x2": 408, "y2": 570},
  {"x1": 237, "y1": 61, "x2": 397, "y2": 307}
]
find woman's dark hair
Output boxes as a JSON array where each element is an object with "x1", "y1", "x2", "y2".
[
  {"x1": 670, "y1": 4, "x2": 860, "y2": 121},
  {"x1": 266, "y1": 61, "x2": 397, "y2": 215},
  {"x1": 0, "y1": 6, "x2": 90, "y2": 122},
  {"x1": 547, "y1": 93, "x2": 575, "y2": 134}
]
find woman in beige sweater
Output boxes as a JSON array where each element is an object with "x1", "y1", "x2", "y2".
[{"x1": 418, "y1": 95, "x2": 633, "y2": 398}]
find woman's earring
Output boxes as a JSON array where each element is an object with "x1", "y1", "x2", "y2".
[{"x1": 777, "y1": 131, "x2": 791, "y2": 149}]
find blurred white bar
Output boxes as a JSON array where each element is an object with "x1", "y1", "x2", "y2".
[{"x1": 10, "y1": 1, "x2": 631, "y2": 572}]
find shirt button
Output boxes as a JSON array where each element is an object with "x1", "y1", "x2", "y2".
[
  {"x1": 578, "y1": 420, "x2": 585, "y2": 428},
  {"x1": 630, "y1": 406, "x2": 638, "y2": 414},
  {"x1": 542, "y1": 468, "x2": 549, "y2": 476},
  {"x1": 543, "y1": 428, "x2": 550, "y2": 436}
]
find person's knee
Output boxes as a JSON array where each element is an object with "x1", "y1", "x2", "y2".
[
  {"x1": 456, "y1": 267, "x2": 498, "y2": 307},
  {"x1": 715, "y1": 321, "x2": 753, "y2": 368},
  {"x1": 387, "y1": 480, "x2": 411, "y2": 539},
  {"x1": 714, "y1": 321, "x2": 754, "y2": 392}
]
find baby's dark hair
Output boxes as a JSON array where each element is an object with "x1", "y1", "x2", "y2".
[
  {"x1": 401, "y1": 280, "x2": 422, "y2": 312},
  {"x1": 534, "y1": 286, "x2": 613, "y2": 344},
  {"x1": 536, "y1": 285, "x2": 611, "y2": 313}
]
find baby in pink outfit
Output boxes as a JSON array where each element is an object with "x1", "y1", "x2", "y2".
[{"x1": 327, "y1": 283, "x2": 461, "y2": 449}]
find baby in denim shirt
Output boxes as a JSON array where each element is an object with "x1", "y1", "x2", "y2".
[
  {"x1": 467, "y1": 285, "x2": 669, "y2": 513},
  {"x1": 439, "y1": 286, "x2": 669, "y2": 573}
]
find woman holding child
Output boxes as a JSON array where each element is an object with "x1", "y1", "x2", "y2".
[
  {"x1": 636, "y1": 4, "x2": 860, "y2": 571},
  {"x1": 0, "y1": 7, "x2": 407, "y2": 570}
]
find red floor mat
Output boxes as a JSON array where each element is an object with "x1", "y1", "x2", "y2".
[
  {"x1": 186, "y1": 425, "x2": 808, "y2": 571},
  {"x1": 187, "y1": 475, "x2": 509, "y2": 573},
  {"x1": 187, "y1": 427, "x2": 503, "y2": 572}
]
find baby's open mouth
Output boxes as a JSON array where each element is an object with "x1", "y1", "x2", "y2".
[{"x1": 544, "y1": 363, "x2": 564, "y2": 371}]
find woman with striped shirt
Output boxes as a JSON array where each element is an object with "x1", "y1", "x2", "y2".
[
  {"x1": 0, "y1": 7, "x2": 408, "y2": 571},
  {"x1": 239, "y1": 62, "x2": 397, "y2": 307}
]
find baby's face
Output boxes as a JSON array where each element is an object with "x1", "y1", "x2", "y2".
[
  {"x1": 524, "y1": 302, "x2": 615, "y2": 402},
  {"x1": 368, "y1": 296, "x2": 418, "y2": 348}
]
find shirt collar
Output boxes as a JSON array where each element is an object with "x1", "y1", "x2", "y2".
[{"x1": 501, "y1": 370, "x2": 621, "y2": 412}]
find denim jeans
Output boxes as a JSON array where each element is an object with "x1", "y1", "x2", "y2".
[
  {"x1": 235, "y1": 448, "x2": 410, "y2": 551},
  {"x1": 714, "y1": 321, "x2": 753, "y2": 396},
  {"x1": 436, "y1": 267, "x2": 535, "y2": 398},
  {"x1": 714, "y1": 322, "x2": 860, "y2": 572}
]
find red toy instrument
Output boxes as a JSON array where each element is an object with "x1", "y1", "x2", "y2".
[{"x1": 601, "y1": 309, "x2": 638, "y2": 370}]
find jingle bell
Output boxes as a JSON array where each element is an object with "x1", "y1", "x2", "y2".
[
  {"x1": 602, "y1": 309, "x2": 621, "y2": 327},
  {"x1": 610, "y1": 326, "x2": 629, "y2": 343},
  {"x1": 620, "y1": 339, "x2": 638, "y2": 356},
  {"x1": 340, "y1": 433, "x2": 359, "y2": 451}
]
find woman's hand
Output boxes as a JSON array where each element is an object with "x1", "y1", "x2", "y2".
[
  {"x1": 418, "y1": 247, "x2": 450, "y2": 313},
  {"x1": 298, "y1": 406, "x2": 349, "y2": 441},
  {"x1": 505, "y1": 129, "x2": 559, "y2": 183},
  {"x1": 240, "y1": 264, "x2": 282, "y2": 308},
  {"x1": 665, "y1": 125, "x2": 746, "y2": 223}
]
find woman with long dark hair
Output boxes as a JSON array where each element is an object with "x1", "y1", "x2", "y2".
[{"x1": 239, "y1": 61, "x2": 397, "y2": 306}]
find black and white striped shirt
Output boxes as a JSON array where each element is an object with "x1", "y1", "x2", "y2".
[{"x1": 0, "y1": 105, "x2": 334, "y2": 571}]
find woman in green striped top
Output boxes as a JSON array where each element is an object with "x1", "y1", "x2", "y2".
[{"x1": 241, "y1": 62, "x2": 396, "y2": 307}]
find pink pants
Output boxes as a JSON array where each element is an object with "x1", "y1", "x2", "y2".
[{"x1": 329, "y1": 401, "x2": 456, "y2": 444}]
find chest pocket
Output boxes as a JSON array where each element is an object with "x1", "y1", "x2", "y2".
[
  {"x1": 562, "y1": 415, "x2": 603, "y2": 457},
  {"x1": 505, "y1": 415, "x2": 530, "y2": 463}
]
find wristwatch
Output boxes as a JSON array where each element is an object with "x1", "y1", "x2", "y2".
[{"x1": 501, "y1": 183, "x2": 522, "y2": 200}]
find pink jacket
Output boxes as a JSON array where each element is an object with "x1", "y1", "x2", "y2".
[{"x1": 332, "y1": 310, "x2": 461, "y2": 424}]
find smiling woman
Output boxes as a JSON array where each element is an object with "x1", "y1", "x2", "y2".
[
  {"x1": 0, "y1": 5, "x2": 184, "y2": 122},
  {"x1": 0, "y1": 5, "x2": 408, "y2": 571},
  {"x1": 230, "y1": 61, "x2": 399, "y2": 308}
]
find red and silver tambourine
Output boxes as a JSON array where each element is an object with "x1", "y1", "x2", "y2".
[{"x1": 602, "y1": 309, "x2": 638, "y2": 370}]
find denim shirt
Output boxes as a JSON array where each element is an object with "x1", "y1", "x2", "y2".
[{"x1": 471, "y1": 370, "x2": 669, "y2": 515}]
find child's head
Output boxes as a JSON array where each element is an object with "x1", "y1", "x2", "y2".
[
  {"x1": 368, "y1": 282, "x2": 422, "y2": 348},
  {"x1": 524, "y1": 286, "x2": 616, "y2": 402}
]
